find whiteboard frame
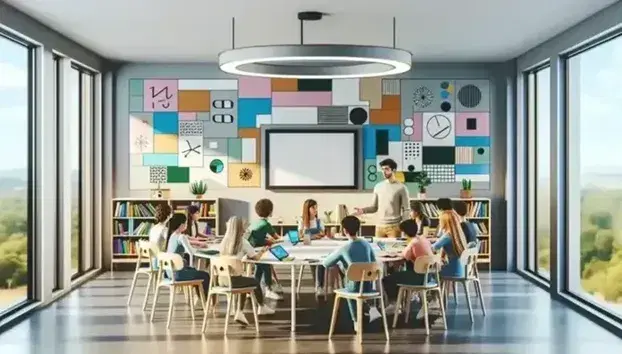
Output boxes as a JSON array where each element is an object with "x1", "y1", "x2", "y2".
[{"x1": 263, "y1": 125, "x2": 362, "y2": 190}]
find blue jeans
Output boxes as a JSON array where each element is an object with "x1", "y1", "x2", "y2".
[
  {"x1": 344, "y1": 280, "x2": 373, "y2": 322},
  {"x1": 254, "y1": 264, "x2": 273, "y2": 288},
  {"x1": 316, "y1": 265, "x2": 325, "y2": 287},
  {"x1": 173, "y1": 267, "x2": 210, "y2": 295}
]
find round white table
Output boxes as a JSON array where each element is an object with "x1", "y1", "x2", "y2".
[{"x1": 196, "y1": 239, "x2": 404, "y2": 332}]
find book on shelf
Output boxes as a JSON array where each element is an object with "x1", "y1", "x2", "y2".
[
  {"x1": 467, "y1": 201, "x2": 489, "y2": 218},
  {"x1": 113, "y1": 221, "x2": 127, "y2": 235},
  {"x1": 133, "y1": 221, "x2": 153, "y2": 236},
  {"x1": 114, "y1": 201, "x2": 157, "y2": 217},
  {"x1": 113, "y1": 239, "x2": 138, "y2": 255},
  {"x1": 172, "y1": 201, "x2": 215, "y2": 217},
  {"x1": 470, "y1": 221, "x2": 489, "y2": 235}
]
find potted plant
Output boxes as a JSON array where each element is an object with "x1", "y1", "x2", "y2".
[
  {"x1": 460, "y1": 179, "x2": 472, "y2": 198},
  {"x1": 413, "y1": 171, "x2": 432, "y2": 199},
  {"x1": 324, "y1": 210, "x2": 333, "y2": 224},
  {"x1": 189, "y1": 180, "x2": 207, "y2": 199}
]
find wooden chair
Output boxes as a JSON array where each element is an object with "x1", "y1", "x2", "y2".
[
  {"x1": 328, "y1": 262, "x2": 390, "y2": 343},
  {"x1": 441, "y1": 245, "x2": 486, "y2": 323},
  {"x1": 149, "y1": 252, "x2": 207, "y2": 329},
  {"x1": 126, "y1": 240, "x2": 158, "y2": 310},
  {"x1": 392, "y1": 255, "x2": 447, "y2": 335},
  {"x1": 202, "y1": 256, "x2": 260, "y2": 335}
]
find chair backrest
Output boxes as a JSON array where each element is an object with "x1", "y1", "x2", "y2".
[
  {"x1": 136, "y1": 240, "x2": 158, "y2": 271},
  {"x1": 210, "y1": 256, "x2": 244, "y2": 288},
  {"x1": 156, "y1": 252, "x2": 185, "y2": 274},
  {"x1": 413, "y1": 254, "x2": 443, "y2": 285},
  {"x1": 345, "y1": 262, "x2": 381, "y2": 295},
  {"x1": 460, "y1": 245, "x2": 480, "y2": 278}
]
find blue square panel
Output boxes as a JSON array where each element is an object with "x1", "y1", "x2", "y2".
[
  {"x1": 455, "y1": 164, "x2": 490, "y2": 175},
  {"x1": 238, "y1": 98, "x2": 271, "y2": 128},
  {"x1": 142, "y1": 153, "x2": 178, "y2": 166},
  {"x1": 455, "y1": 136, "x2": 490, "y2": 147},
  {"x1": 153, "y1": 112, "x2": 179, "y2": 134},
  {"x1": 363, "y1": 125, "x2": 400, "y2": 159}
]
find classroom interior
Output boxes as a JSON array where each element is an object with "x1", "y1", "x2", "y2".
[{"x1": 1, "y1": 0, "x2": 622, "y2": 353}]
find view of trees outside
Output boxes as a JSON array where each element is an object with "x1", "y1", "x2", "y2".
[
  {"x1": 536, "y1": 35, "x2": 622, "y2": 316},
  {"x1": 69, "y1": 67, "x2": 80, "y2": 275},
  {"x1": 0, "y1": 36, "x2": 29, "y2": 311}
]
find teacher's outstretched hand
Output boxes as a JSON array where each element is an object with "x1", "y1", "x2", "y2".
[{"x1": 353, "y1": 207, "x2": 364, "y2": 216}]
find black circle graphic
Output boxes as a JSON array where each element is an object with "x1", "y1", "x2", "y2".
[
  {"x1": 440, "y1": 81, "x2": 450, "y2": 89},
  {"x1": 440, "y1": 101, "x2": 451, "y2": 112},
  {"x1": 458, "y1": 84, "x2": 482, "y2": 108},
  {"x1": 477, "y1": 148, "x2": 485, "y2": 155},
  {"x1": 349, "y1": 107, "x2": 368, "y2": 125},
  {"x1": 368, "y1": 173, "x2": 377, "y2": 182},
  {"x1": 408, "y1": 165, "x2": 415, "y2": 172},
  {"x1": 239, "y1": 168, "x2": 253, "y2": 181},
  {"x1": 209, "y1": 159, "x2": 224, "y2": 173}
]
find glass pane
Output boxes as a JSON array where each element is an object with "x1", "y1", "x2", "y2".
[
  {"x1": 568, "y1": 35, "x2": 622, "y2": 317},
  {"x1": 0, "y1": 36, "x2": 30, "y2": 311},
  {"x1": 69, "y1": 68, "x2": 81, "y2": 275},
  {"x1": 536, "y1": 68, "x2": 551, "y2": 278},
  {"x1": 81, "y1": 72, "x2": 93, "y2": 271}
]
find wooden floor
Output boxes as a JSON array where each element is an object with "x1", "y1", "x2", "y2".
[{"x1": 0, "y1": 271, "x2": 621, "y2": 354}]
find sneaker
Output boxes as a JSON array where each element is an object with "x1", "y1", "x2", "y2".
[
  {"x1": 258, "y1": 305, "x2": 275, "y2": 315},
  {"x1": 234, "y1": 311, "x2": 249, "y2": 326},
  {"x1": 273, "y1": 283, "x2": 284, "y2": 293},
  {"x1": 315, "y1": 287, "x2": 325, "y2": 297},
  {"x1": 368, "y1": 306, "x2": 381, "y2": 323},
  {"x1": 384, "y1": 303, "x2": 397, "y2": 316},
  {"x1": 265, "y1": 289, "x2": 283, "y2": 300},
  {"x1": 416, "y1": 299, "x2": 440, "y2": 319}
]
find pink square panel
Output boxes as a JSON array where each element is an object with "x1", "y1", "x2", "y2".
[
  {"x1": 144, "y1": 80, "x2": 178, "y2": 112},
  {"x1": 239, "y1": 77, "x2": 272, "y2": 98},
  {"x1": 179, "y1": 112, "x2": 197, "y2": 121},
  {"x1": 455, "y1": 112, "x2": 489, "y2": 136}
]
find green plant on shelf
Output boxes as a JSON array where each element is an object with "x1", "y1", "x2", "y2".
[
  {"x1": 189, "y1": 180, "x2": 207, "y2": 197},
  {"x1": 461, "y1": 179, "x2": 472, "y2": 191},
  {"x1": 413, "y1": 171, "x2": 432, "y2": 193}
]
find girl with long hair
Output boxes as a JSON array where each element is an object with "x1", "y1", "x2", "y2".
[
  {"x1": 432, "y1": 211, "x2": 468, "y2": 277},
  {"x1": 298, "y1": 199, "x2": 329, "y2": 296},
  {"x1": 185, "y1": 205, "x2": 212, "y2": 242},
  {"x1": 219, "y1": 216, "x2": 275, "y2": 325},
  {"x1": 164, "y1": 213, "x2": 210, "y2": 296}
]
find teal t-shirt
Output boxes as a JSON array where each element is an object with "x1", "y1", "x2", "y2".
[{"x1": 248, "y1": 218, "x2": 276, "y2": 247}]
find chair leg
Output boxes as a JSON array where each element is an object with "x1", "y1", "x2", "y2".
[
  {"x1": 474, "y1": 280, "x2": 486, "y2": 316},
  {"x1": 149, "y1": 285, "x2": 161, "y2": 323},
  {"x1": 421, "y1": 291, "x2": 430, "y2": 336},
  {"x1": 356, "y1": 299, "x2": 364, "y2": 343},
  {"x1": 462, "y1": 281, "x2": 474, "y2": 324},
  {"x1": 126, "y1": 271, "x2": 140, "y2": 306},
  {"x1": 378, "y1": 294, "x2": 390, "y2": 341},
  {"x1": 437, "y1": 288, "x2": 447, "y2": 330},
  {"x1": 166, "y1": 287, "x2": 176, "y2": 329},
  {"x1": 141, "y1": 273, "x2": 153, "y2": 311},
  {"x1": 189, "y1": 286, "x2": 196, "y2": 320},
  {"x1": 392, "y1": 288, "x2": 404, "y2": 328},
  {"x1": 296, "y1": 265, "x2": 305, "y2": 295},
  {"x1": 198, "y1": 285, "x2": 207, "y2": 313},
  {"x1": 250, "y1": 292, "x2": 260, "y2": 334},
  {"x1": 404, "y1": 291, "x2": 413, "y2": 324},
  {"x1": 201, "y1": 292, "x2": 213, "y2": 333},
  {"x1": 224, "y1": 294, "x2": 233, "y2": 336},
  {"x1": 328, "y1": 295, "x2": 340, "y2": 339},
  {"x1": 452, "y1": 282, "x2": 458, "y2": 304}
]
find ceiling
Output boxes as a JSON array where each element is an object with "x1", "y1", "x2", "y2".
[{"x1": 3, "y1": 0, "x2": 619, "y2": 62}]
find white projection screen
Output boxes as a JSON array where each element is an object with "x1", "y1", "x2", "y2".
[{"x1": 265, "y1": 129, "x2": 359, "y2": 189}]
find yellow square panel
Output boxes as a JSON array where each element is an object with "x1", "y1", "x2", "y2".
[
  {"x1": 153, "y1": 134, "x2": 178, "y2": 153},
  {"x1": 228, "y1": 163, "x2": 260, "y2": 188}
]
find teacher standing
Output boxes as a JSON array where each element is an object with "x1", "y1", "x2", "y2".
[{"x1": 354, "y1": 158, "x2": 410, "y2": 238}]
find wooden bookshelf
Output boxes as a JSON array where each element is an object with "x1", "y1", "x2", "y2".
[
  {"x1": 411, "y1": 198, "x2": 492, "y2": 270},
  {"x1": 111, "y1": 197, "x2": 219, "y2": 269}
]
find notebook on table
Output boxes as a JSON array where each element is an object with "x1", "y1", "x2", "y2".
[{"x1": 269, "y1": 245, "x2": 295, "y2": 261}]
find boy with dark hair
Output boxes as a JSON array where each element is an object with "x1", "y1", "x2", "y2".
[
  {"x1": 453, "y1": 200, "x2": 478, "y2": 244},
  {"x1": 436, "y1": 198, "x2": 453, "y2": 211},
  {"x1": 354, "y1": 158, "x2": 410, "y2": 238},
  {"x1": 248, "y1": 198, "x2": 282, "y2": 300},
  {"x1": 322, "y1": 216, "x2": 381, "y2": 327}
]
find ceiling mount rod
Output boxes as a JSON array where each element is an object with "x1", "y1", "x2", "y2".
[
  {"x1": 297, "y1": 11, "x2": 324, "y2": 46},
  {"x1": 231, "y1": 17, "x2": 236, "y2": 49},
  {"x1": 392, "y1": 17, "x2": 396, "y2": 48}
]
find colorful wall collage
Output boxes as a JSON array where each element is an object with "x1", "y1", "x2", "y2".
[{"x1": 128, "y1": 77, "x2": 491, "y2": 191}]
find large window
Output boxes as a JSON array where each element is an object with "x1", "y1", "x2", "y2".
[
  {"x1": 0, "y1": 34, "x2": 34, "y2": 313},
  {"x1": 69, "y1": 64, "x2": 95, "y2": 278},
  {"x1": 567, "y1": 34, "x2": 622, "y2": 317},
  {"x1": 527, "y1": 66, "x2": 552, "y2": 279}
]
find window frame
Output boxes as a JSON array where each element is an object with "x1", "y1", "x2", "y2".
[{"x1": 0, "y1": 29, "x2": 37, "y2": 317}]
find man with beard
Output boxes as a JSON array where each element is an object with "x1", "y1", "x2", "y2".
[{"x1": 354, "y1": 158, "x2": 410, "y2": 238}]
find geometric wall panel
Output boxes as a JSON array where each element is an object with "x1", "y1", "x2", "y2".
[{"x1": 455, "y1": 80, "x2": 490, "y2": 112}]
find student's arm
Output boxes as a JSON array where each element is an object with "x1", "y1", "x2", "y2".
[
  {"x1": 266, "y1": 223, "x2": 280, "y2": 239},
  {"x1": 360, "y1": 191, "x2": 379, "y2": 214},
  {"x1": 322, "y1": 244, "x2": 346, "y2": 268},
  {"x1": 402, "y1": 238, "x2": 418, "y2": 258},
  {"x1": 242, "y1": 239, "x2": 260, "y2": 259},
  {"x1": 431, "y1": 234, "x2": 451, "y2": 252}
]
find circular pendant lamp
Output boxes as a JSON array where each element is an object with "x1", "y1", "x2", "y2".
[{"x1": 218, "y1": 12, "x2": 412, "y2": 79}]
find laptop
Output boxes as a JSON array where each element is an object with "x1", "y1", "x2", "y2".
[
  {"x1": 269, "y1": 245, "x2": 294, "y2": 261},
  {"x1": 287, "y1": 230, "x2": 300, "y2": 245}
]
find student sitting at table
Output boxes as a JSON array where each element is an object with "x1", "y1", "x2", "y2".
[
  {"x1": 298, "y1": 199, "x2": 329, "y2": 296},
  {"x1": 219, "y1": 216, "x2": 276, "y2": 325},
  {"x1": 453, "y1": 200, "x2": 478, "y2": 244},
  {"x1": 409, "y1": 201, "x2": 430, "y2": 237},
  {"x1": 432, "y1": 210, "x2": 468, "y2": 278},
  {"x1": 186, "y1": 205, "x2": 212, "y2": 241},
  {"x1": 164, "y1": 213, "x2": 211, "y2": 297},
  {"x1": 149, "y1": 203, "x2": 172, "y2": 252},
  {"x1": 322, "y1": 215, "x2": 381, "y2": 328},
  {"x1": 248, "y1": 198, "x2": 282, "y2": 300}
]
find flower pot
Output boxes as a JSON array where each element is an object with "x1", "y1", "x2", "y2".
[
  {"x1": 460, "y1": 190, "x2": 472, "y2": 199},
  {"x1": 417, "y1": 192, "x2": 427, "y2": 199},
  {"x1": 194, "y1": 194, "x2": 203, "y2": 199}
]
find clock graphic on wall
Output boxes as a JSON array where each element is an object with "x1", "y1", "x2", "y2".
[{"x1": 426, "y1": 114, "x2": 452, "y2": 139}]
